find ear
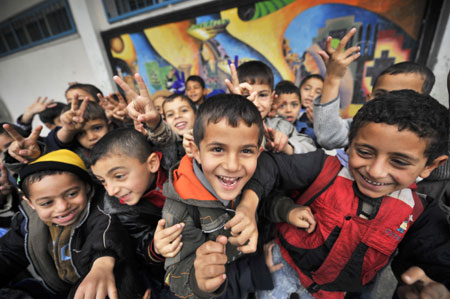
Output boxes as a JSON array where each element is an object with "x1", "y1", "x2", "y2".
[
  {"x1": 257, "y1": 145, "x2": 264, "y2": 157},
  {"x1": 190, "y1": 142, "x2": 201, "y2": 165},
  {"x1": 22, "y1": 195, "x2": 36, "y2": 210},
  {"x1": 146, "y1": 152, "x2": 161, "y2": 174},
  {"x1": 419, "y1": 155, "x2": 448, "y2": 179},
  {"x1": 85, "y1": 182, "x2": 92, "y2": 195},
  {"x1": 203, "y1": 88, "x2": 209, "y2": 96}
]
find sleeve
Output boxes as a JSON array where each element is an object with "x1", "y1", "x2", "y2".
[
  {"x1": 15, "y1": 114, "x2": 32, "y2": 135},
  {"x1": 44, "y1": 126, "x2": 75, "y2": 152},
  {"x1": 0, "y1": 212, "x2": 30, "y2": 286},
  {"x1": 313, "y1": 96, "x2": 353, "y2": 150},
  {"x1": 162, "y1": 198, "x2": 210, "y2": 299},
  {"x1": 262, "y1": 193, "x2": 297, "y2": 224},
  {"x1": 144, "y1": 118, "x2": 180, "y2": 146},
  {"x1": 245, "y1": 150, "x2": 327, "y2": 201},
  {"x1": 267, "y1": 117, "x2": 317, "y2": 154}
]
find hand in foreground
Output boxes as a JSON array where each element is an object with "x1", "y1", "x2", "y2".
[
  {"x1": 288, "y1": 206, "x2": 316, "y2": 233},
  {"x1": 74, "y1": 256, "x2": 117, "y2": 299},
  {"x1": 4, "y1": 124, "x2": 42, "y2": 164},
  {"x1": 397, "y1": 266, "x2": 450, "y2": 299},
  {"x1": 194, "y1": 235, "x2": 228, "y2": 294},
  {"x1": 153, "y1": 219, "x2": 184, "y2": 258}
]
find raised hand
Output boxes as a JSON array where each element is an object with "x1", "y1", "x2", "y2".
[
  {"x1": 21, "y1": 96, "x2": 56, "y2": 125},
  {"x1": 3, "y1": 124, "x2": 42, "y2": 164},
  {"x1": 98, "y1": 92, "x2": 129, "y2": 121},
  {"x1": 182, "y1": 129, "x2": 195, "y2": 158},
  {"x1": 224, "y1": 62, "x2": 254, "y2": 96},
  {"x1": 318, "y1": 28, "x2": 360, "y2": 80},
  {"x1": 263, "y1": 125, "x2": 292, "y2": 154},
  {"x1": 113, "y1": 74, "x2": 161, "y2": 129},
  {"x1": 60, "y1": 96, "x2": 89, "y2": 132}
]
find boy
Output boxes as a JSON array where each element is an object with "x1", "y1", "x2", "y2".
[
  {"x1": 38, "y1": 102, "x2": 66, "y2": 130},
  {"x1": 243, "y1": 90, "x2": 448, "y2": 298},
  {"x1": 0, "y1": 149, "x2": 144, "y2": 298},
  {"x1": 46, "y1": 98, "x2": 110, "y2": 166},
  {"x1": 227, "y1": 60, "x2": 316, "y2": 154},
  {"x1": 185, "y1": 75, "x2": 207, "y2": 106},
  {"x1": 90, "y1": 127, "x2": 181, "y2": 298},
  {"x1": 163, "y1": 94, "x2": 273, "y2": 298},
  {"x1": 314, "y1": 28, "x2": 435, "y2": 150}
]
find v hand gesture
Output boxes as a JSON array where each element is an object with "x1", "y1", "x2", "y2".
[
  {"x1": 60, "y1": 96, "x2": 89, "y2": 132},
  {"x1": 3, "y1": 124, "x2": 42, "y2": 164},
  {"x1": 113, "y1": 74, "x2": 160, "y2": 130}
]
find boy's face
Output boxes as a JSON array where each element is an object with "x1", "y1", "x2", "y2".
[
  {"x1": 347, "y1": 122, "x2": 446, "y2": 198},
  {"x1": 0, "y1": 133, "x2": 13, "y2": 152},
  {"x1": 164, "y1": 97, "x2": 196, "y2": 136},
  {"x1": 368, "y1": 73, "x2": 424, "y2": 101},
  {"x1": 77, "y1": 119, "x2": 109, "y2": 150},
  {"x1": 25, "y1": 173, "x2": 88, "y2": 226},
  {"x1": 246, "y1": 83, "x2": 274, "y2": 119},
  {"x1": 277, "y1": 93, "x2": 301, "y2": 123},
  {"x1": 300, "y1": 78, "x2": 323, "y2": 107},
  {"x1": 66, "y1": 88, "x2": 96, "y2": 104},
  {"x1": 91, "y1": 153, "x2": 159, "y2": 206},
  {"x1": 185, "y1": 81, "x2": 205, "y2": 103},
  {"x1": 191, "y1": 119, "x2": 262, "y2": 201},
  {"x1": 153, "y1": 96, "x2": 165, "y2": 115}
]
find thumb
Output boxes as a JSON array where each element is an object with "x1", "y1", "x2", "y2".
[
  {"x1": 402, "y1": 266, "x2": 433, "y2": 285},
  {"x1": 216, "y1": 235, "x2": 228, "y2": 247},
  {"x1": 155, "y1": 219, "x2": 166, "y2": 232}
]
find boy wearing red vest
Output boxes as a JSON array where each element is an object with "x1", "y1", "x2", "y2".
[
  {"x1": 244, "y1": 90, "x2": 449, "y2": 298},
  {"x1": 162, "y1": 94, "x2": 276, "y2": 299}
]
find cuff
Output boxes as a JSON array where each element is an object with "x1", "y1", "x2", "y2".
[
  {"x1": 147, "y1": 239, "x2": 165, "y2": 263},
  {"x1": 313, "y1": 95, "x2": 339, "y2": 107}
]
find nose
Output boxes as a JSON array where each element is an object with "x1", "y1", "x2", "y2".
[
  {"x1": 55, "y1": 198, "x2": 69, "y2": 212},
  {"x1": 367, "y1": 158, "x2": 387, "y2": 179},
  {"x1": 223, "y1": 153, "x2": 239, "y2": 172},
  {"x1": 87, "y1": 130, "x2": 97, "y2": 141},
  {"x1": 105, "y1": 183, "x2": 120, "y2": 197}
]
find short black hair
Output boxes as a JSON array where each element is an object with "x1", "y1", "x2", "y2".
[
  {"x1": 373, "y1": 62, "x2": 435, "y2": 95},
  {"x1": 162, "y1": 94, "x2": 197, "y2": 117},
  {"x1": 186, "y1": 75, "x2": 205, "y2": 89},
  {"x1": 90, "y1": 127, "x2": 155, "y2": 166},
  {"x1": 193, "y1": 94, "x2": 264, "y2": 148},
  {"x1": 21, "y1": 170, "x2": 71, "y2": 198},
  {"x1": 299, "y1": 74, "x2": 324, "y2": 90},
  {"x1": 38, "y1": 102, "x2": 67, "y2": 124},
  {"x1": 275, "y1": 80, "x2": 300, "y2": 98},
  {"x1": 83, "y1": 101, "x2": 108, "y2": 122},
  {"x1": 65, "y1": 83, "x2": 103, "y2": 103},
  {"x1": 349, "y1": 90, "x2": 449, "y2": 165},
  {"x1": 237, "y1": 60, "x2": 274, "y2": 90}
]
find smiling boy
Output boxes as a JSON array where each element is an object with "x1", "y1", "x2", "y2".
[
  {"x1": 245, "y1": 90, "x2": 448, "y2": 298},
  {"x1": 163, "y1": 94, "x2": 274, "y2": 298},
  {"x1": 0, "y1": 149, "x2": 144, "y2": 298}
]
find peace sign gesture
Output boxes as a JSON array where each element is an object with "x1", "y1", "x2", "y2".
[
  {"x1": 98, "y1": 92, "x2": 130, "y2": 121},
  {"x1": 60, "y1": 96, "x2": 89, "y2": 132},
  {"x1": 113, "y1": 74, "x2": 161, "y2": 130},
  {"x1": 3, "y1": 123, "x2": 43, "y2": 164}
]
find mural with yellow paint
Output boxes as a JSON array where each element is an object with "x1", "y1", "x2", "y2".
[{"x1": 104, "y1": 0, "x2": 426, "y2": 116}]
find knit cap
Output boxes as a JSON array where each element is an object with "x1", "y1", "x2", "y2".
[{"x1": 17, "y1": 149, "x2": 91, "y2": 189}]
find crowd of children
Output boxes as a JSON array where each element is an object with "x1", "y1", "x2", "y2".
[{"x1": 0, "y1": 27, "x2": 449, "y2": 299}]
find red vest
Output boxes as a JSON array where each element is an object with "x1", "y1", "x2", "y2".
[{"x1": 276, "y1": 156, "x2": 424, "y2": 299}]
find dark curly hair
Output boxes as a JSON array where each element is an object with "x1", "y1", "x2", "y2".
[{"x1": 349, "y1": 90, "x2": 449, "y2": 165}]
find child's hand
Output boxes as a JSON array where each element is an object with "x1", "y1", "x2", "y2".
[
  {"x1": 225, "y1": 195, "x2": 258, "y2": 253},
  {"x1": 98, "y1": 92, "x2": 129, "y2": 121},
  {"x1": 182, "y1": 129, "x2": 195, "y2": 158},
  {"x1": 3, "y1": 124, "x2": 42, "y2": 164},
  {"x1": 305, "y1": 104, "x2": 314, "y2": 123},
  {"x1": 153, "y1": 219, "x2": 184, "y2": 258},
  {"x1": 264, "y1": 125, "x2": 293, "y2": 154},
  {"x1": 264, "y1": 241, "x2": 283, "y2": 273},
  {"x1": 288, "y1": 206, "x2": 316, "y2": 233},
  {"x1": 0, "y1": 163, "x2": 12, "y2": 198},
  {"x1": 397, "y1": 266, "x2": 450, "y2": 299},
  {"x1": 60, "y1": 97, "x2": 89, "y2": 132},
  {"x1": 113, "y1": 74, "x2": 161, "y2": 129},
  {"x1": 194, "y1": 235, "x2": 228, "y2": 294},
  {"x1": 74, "y1": 256, "x2": 117, "y2": 299},
  {"x1": 224, "y1": 62, "x2": 254, "y2": 96},
  {"x1": 21, "y1": 96, "x2": 56, "y2": 125},
  {"x1": 318, "y1": 28, "x2": 360, "y2": 80}
]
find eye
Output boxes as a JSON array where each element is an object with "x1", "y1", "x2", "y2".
[
  {"x1": 391, "y1": 158, "x2": 411, "y2": 167},
  {"x1": 279, "y1": 103, "x2": 286, "y2": 109},
  {"x1": 356, "y1": 148, "x2": 372, "y2": 158},
  {"x1": 66, "y1": 189, "x2": 80, "y2": 198},
  {"x1": 166, "y1": 112, "x2": 174, "y2": 118},
  {"x1": 258, "y1": 92, "x2": 269, "y2": 98},
  {"x1": 292, "y1": 102, "x2": 299, "y2": 107},
  {"x1": 114, "y1": 173, "x2": 126, "y2": 180},
  {"x1": 39, "y1": 200, "x2": 53, "y2": 207},
  {"x1": 78, "y1": 131, "x2": 86, "y2": 137},
  {"x1": 181, "y1": 108, "x2": 190, "y2": 113},
  {"x1": 242, "y1": 148, "x2": 255, "y2": 154},
  {"x1": 211, "y1": 147, "x2": 223, "y2": 153},
  {"x1": 92, "y1": 125, "x2": 104, "y2": 131}
]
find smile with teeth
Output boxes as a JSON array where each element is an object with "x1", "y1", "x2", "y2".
[
  {"x1": 217, "y1": 175, "x2": 241, "y2": 186},
  {"x1": 175, "y1": 122, "x2": 187, "y2": 129},
  {"x1": 361, "y1": 173, "x2": 389, "y2": 186},
  {"x1": 54, "y1": 209, "x2": 77, "y2": 223}
]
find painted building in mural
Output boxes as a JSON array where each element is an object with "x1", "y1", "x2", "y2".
[{"x1": 103, "y1": 0, "x2": 425, "y2": 117}]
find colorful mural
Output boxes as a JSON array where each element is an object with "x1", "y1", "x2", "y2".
[{"x1": 104, "y1": 0, "x2": 426, "y2": 117}]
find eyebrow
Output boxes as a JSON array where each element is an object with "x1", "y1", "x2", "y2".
[
  {"x1": 34, "y1": 186, "x2": 80, "y2": 202},
  {"x1": 107, "y1": 166, "x2": 126, "y2": 175},
  {"x1": 207, "y1": 142, "x2": 258, "y2": 149}
]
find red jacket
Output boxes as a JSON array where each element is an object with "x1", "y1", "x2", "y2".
[{"x1": 276, "y1": 156, "x2": 424, "y2": 299}]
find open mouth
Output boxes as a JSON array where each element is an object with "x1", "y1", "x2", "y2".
[
  {"x1": 360, "y1": 173, "x2": 389, "y2": 186},
  {"x1": 54, "y1": 209, "x2": 77, "y2": 224},
  {"x1": 217, "y1": 175, "x2": 241, "y2": 188},
  {"x1": 119, "y1": 192, "x2": 132, "y2": 202},
  {"x1": 175, "y1": 122, "x2": 187, "y2": 130}
]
